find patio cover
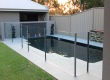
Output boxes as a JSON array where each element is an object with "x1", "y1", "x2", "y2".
[{"x1": 0, "y1": 0, "x2": 49, "y2": 12}]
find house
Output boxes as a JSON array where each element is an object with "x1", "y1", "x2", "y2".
[{"x1": 0, "y1": 0, "x2": 49, "y2": 40}]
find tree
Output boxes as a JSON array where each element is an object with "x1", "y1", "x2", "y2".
[
  {"x1": 32, "y1": 0, "x2": 59, "y2": 15},
  {"x1": 80, "y1": 0, "x2": 104, "y2": 10},
  {"x1": 32, "y1": 0, "x2": 47, "y2": 5},
  {"x1": 65, "y1": 0, "x2": 80, "y2": 14},
  {"x1": 32, "y1": 0, "x2": 104, "y2": 15}
]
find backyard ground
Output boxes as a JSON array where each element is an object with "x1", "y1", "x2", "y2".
[{"x1": 0, "y1": 42, "x2": 56, "y2": 80}]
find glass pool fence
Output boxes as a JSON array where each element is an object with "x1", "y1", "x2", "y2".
[{"x1": 4, "y1": 21, "x2": 103, "y2": 78}]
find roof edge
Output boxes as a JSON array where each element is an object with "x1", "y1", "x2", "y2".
[{"x1": 0, "y1": 8, "x2": 48, "y2": 12}]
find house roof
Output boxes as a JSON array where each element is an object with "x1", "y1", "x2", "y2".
[{"x1": 0, "y1": 0, "x2": 49, "y2": 12}]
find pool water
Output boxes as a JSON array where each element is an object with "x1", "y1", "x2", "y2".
[{"x1": 28, "y1": 37, "x2": 103, "y2": 63}]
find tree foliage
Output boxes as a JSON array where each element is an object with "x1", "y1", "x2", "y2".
[
  {"x1": 67, "y1": 0, "x2": 80, "y2": 14},
  {"x1": 32, "y1": 0, "x2": 104, "y2": 15},
  {"x1": 81, "y1": 0, "x2": 104, "y2": 10}
]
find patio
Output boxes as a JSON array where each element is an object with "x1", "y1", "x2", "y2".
[{"x1": 2, "y1": 38, "x2": 102, "y2": 80}]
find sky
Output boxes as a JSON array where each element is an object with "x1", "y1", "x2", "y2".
[{"x1": 58, "y1": 0, "x2": 68, "y2": 4}]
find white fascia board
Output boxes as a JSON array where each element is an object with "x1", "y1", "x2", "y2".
[{"x1": 0, "y1": 8, "x2": 48, "y2": 12}]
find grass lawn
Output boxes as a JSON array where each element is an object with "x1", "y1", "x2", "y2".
[{"x1": 0, "y1": 42, "x2": 56, "y2": 80}]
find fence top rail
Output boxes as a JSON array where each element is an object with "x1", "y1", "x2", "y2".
[{"x1": 4, "y1": 21, "x2": 55, "y2": 24}]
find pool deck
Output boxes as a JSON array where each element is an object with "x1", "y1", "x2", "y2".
[
  {"x1": 3, "y1": 38, "x2": 102, "y2": 80},
  {"x1": 48, "y1": 34, "x2": 103, "y2": 48}
]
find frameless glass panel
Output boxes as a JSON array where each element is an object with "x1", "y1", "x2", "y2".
[
  {"x1": 20, "y1": 22, "x2": 47, "y2": 60},
  {"x1": 89, "y1": 30, "x2": 103, "y2": 79},
  {"x1": 4, "y1": 21, "x2": 55, "y2": 61},
  {"x1": 4, "y1": 23, "x2": 12, "y2": 39},
  {"x1": 76, "y1": 31, "x2": 103, "y2": 78},
  {"x1": 76, "y1": 32, "x2": 88, "y2": 76},
  {"x1": 20, "y1": 24, "x2": 28, "y2": 50},
  {"x1": 19, "y1": 21, "x2": 55, "y2": 58},
  {"x1": 46, "y1": 30, "x2": 76, "y2": 76},
  {"x1": 4, "y1": 22, "x2": 21, "y2": 42}
]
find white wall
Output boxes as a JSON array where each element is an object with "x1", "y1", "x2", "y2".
[
  {"x1": 93, "y1": 7, "x2": 104, "y2": 30},
  {"x1": 0, "y1": 12, "x2": 20, "y2": 40},
  {"x1": 51, "y1": 15, "x2": 71, "y2": 35},
  {"x1": 50, "y1": 7, "x2": 104, "y2": 37},
  {"x1": 71, "y1": 9, "x2": 93, "y2": 33},
  {"x1": 45, "y1": 12, "x2": 49, "y2": 21}
]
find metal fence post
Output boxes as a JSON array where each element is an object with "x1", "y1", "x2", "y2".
[
  {"x1": 12, "y1": 36, "x2": 13, "y2": 43},
  {"x1": 44, "y1": 28, "x2": 47, "y2": 61},
  {"x1": 21, "y1": 25, "x2": 23, "y2": 48},
  {"x1": 4, "y1": 22, "x2": 6, "y2": 39},
  {"x1": 87, "y1": 32, "x2": 90, "y2": 73},
  {"x1": 74, "y1": 33, "x2": 77, "y2": 77},
  {"x1": 27, "y1": 26, "x2": 29, "y2": 52},
  {"x1": 11, "y1": 24, "x2": 13, "y2": 43}
]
